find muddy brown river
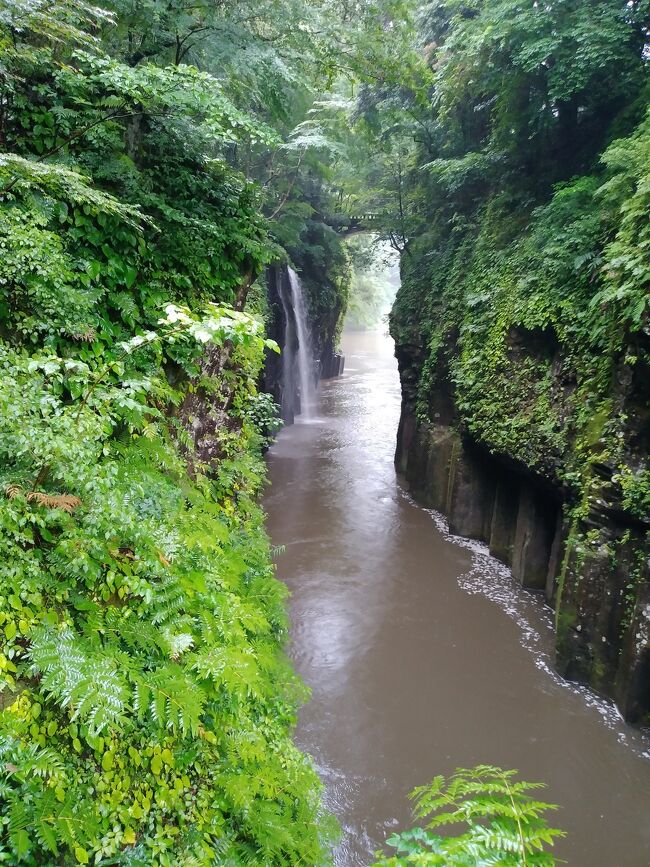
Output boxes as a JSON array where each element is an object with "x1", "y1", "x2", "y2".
[{"x1": 264, "y1": 329, "x2": 650, "y2": 866}]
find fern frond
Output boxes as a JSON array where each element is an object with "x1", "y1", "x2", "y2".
[
  {"x1": 5, "y1": 483, "x2": 23, "y2": 499},
  {"x1": 4, "y1": 484, "x2": 82, "y2": 512},
  {"x1": 191, "y1": 644, "x2": 262, "y2": 700},
  {"x1": 0, "y1": 738, "x2": 65, "y2": 783},
  {"x1": 150, "y1": 576, "x2": 186, "y2": 625},
  {"x1": 28, "y1": 626, "x2": 129, "y2": 735},
  {"x1": 99, "y1": 609, "x2": 162, "y2": 655},
  {"x1": 376, "y1": 766, "x2": 565, "y2": 866},
  {"x1": 132, "y1": 664, "x2": 205, "y2": 736},
  {"x1": 28, "y1": 491, "x2": 82, "y2": 512},
  {"x1": 162, "y1": 628, "x2": 194, "y2": 660},
  {"x1": 0, "y1": 155, "x2": 147, "y2": 228}
]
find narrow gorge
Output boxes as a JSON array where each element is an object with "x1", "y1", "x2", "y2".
[
  {"x1": 1, "y1": 0, "x2": 649, "y2": 864},
  {"x1": 265, "y1": 327, "x2": 650, "y2": 867}
]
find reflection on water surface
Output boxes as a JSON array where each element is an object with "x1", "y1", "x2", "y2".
[{"x1": 265, "y1": 329, "x2": 650, "y2": 867}]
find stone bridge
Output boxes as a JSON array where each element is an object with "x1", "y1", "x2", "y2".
[{"x1": 323, "y1": 212, "x2": 384, "y2": 235}]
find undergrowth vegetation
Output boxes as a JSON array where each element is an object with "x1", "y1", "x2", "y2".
[
  {"x1": 0, "y1": 0, "x2": 353, "y2": 861},
  {"x1": 373, "y1": 766, "x2": 564, "y2": 867},
  {"x1": 0, "y1": 299, "x2": 336, "y2": 864}
]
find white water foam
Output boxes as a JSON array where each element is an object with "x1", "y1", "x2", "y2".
[{"x1": 398, "y1": 486, "x2": 650, "y2": 760}]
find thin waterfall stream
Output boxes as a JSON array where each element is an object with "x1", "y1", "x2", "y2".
[
  {"x1": 287, "y1": 267, "x2": 315, "y2": 419},
  {"x1": 276, "y1": 267, "x2": 316, "y2": 420},
  {"x1": 264, "y1": 329, "x2": 650, "y2": 867}
]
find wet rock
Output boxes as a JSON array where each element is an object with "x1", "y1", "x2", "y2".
[
  {"x1": 511, "y1": 486, "x2": 558, "y2": 592},
  {"x1": 395, "y1": 406, "x2": 649, "y2": 726},
  {"x1": 616, "y1": 564, "x2": 650, "y2": 724},
  {"x1": 557, "y1": 520, "x2": 650, "y2": 724},
  {"x1": 447, "y1": 446, "x2": 496, "y2": 542},
  {"x1": 489, "y1": 478, "x2": 520, "y2": 565}
]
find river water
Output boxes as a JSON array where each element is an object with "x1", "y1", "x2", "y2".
[{"x1": 264, "y1": 329, "x2": 650, "y2": 867}]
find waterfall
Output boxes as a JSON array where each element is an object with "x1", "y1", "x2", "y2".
[
  {"x1": 264, "y1": 262, "x2": 343, "y2": 424},
  {"x1": 287, "y1": 267, "x2": 315, "y2": 418}
]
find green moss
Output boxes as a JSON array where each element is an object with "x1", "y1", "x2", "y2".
[
  {"x1": 583, "y1": 408, "x2": 612, "y2": 448},
  {"x1": 615, "y1": 467, "x2": 650, "y2": 522}
]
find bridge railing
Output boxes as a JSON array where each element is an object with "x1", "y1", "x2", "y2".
[{"x1": 345, "y1": 213, "x2": 382, "y2": 223}]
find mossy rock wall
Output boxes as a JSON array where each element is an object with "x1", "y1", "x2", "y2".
[
  {"x1": 391, "y1": 211, "x2": 650, "y2": 726},
  {"x1": 263, "y1": 248, "x2": 348, "y2": 423}
]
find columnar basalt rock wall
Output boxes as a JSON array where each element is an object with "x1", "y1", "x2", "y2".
[
  {"x1": 394, "y1": 399, "x2": 650, "y2": 725},
  {"x1": 397, "y1": 412, "x2": 562, "y2": 599}
]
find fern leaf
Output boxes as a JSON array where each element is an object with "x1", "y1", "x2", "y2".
[
  {"x1": 28, "y1": 626, "x2": 129, "y2": 735},
  {"x1": 131, "y1": 665, "x2": 205, "y2": 736},
  {"x1": 375, "y1": 766, "x2": 565, "y2": 866}
]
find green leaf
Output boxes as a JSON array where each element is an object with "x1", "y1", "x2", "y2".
[{"x1": 124, "y1": 267, "x2": 138, "y2": 288}]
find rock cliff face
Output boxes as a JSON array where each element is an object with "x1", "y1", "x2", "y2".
[
  {"x1": 392, "y1": 264, "x2": 650, "y2": 726},
  {"x1": 263, "y1": 261, "x2": 346, "y2": 423},
  {"x1": 290, "y1": 221, "x2": 349, "y2": 381}
]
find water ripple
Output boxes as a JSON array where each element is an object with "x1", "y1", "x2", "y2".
[{"x1": 400, "y1": 487, "x2": 650, "y2": 759}]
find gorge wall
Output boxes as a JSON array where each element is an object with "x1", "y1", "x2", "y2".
[
  {"x1": 263, "y1": 224, "x2": 349, "y2": 422},
  {"x1": 391, "y1": 229, "x2": 650, "y2": 726}
]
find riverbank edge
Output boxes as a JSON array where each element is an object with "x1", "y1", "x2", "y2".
[{"x1": 395, "y1": 403, "x2": 650, "y2": 728}]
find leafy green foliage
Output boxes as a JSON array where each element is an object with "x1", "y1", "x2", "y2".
[
  {"x1": 0, "y1": 0, "x2": 273, "y2": 348},
  {"x1": 380, "y1": 0, "x2": 650, "y2": 508},
  {"x1": 243, "y1": 393, "x2": 283, "y2": 445},
  {"x1": 0, "y1": 0, "x2": 368, "y2": 860},
  {"x1": 0, "y1": 302, "x2": 333, "y2": 863},
  {"x1": 596, "y1": 109, "x2": 650, "y2": 329},
  {"x1": 373, "y1": 766, "x2": 565, "y2": 866}
]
